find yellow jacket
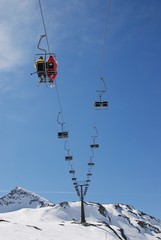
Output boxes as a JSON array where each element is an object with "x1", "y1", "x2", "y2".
[{"x1": 34, "y1": 58, "x2": 45, "y2": 68}]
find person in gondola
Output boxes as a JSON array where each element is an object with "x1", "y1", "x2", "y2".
[
  {"x1": 46, "y1": 55, "x2": 58, "y2": 83},
  {"x1": 34, "y1": 56, "x2": 46, "y2": 82}
]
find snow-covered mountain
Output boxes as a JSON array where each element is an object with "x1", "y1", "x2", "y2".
[
  {"x1": 0, "y1": 186, "x2": 54, "y2": 213},
  {"x1": 0, "y1": 187, "x2": 161, "y2": 240}
]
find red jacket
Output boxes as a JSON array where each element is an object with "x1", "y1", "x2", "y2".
[{"x1": 46, "y1": 56, "x2": 58, "y2": 82}]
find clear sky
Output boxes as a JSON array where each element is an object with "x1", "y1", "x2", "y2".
[{"x1": 0, "y1": 0, "x2": 161, "y2": 219}]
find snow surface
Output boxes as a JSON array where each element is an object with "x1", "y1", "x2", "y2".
[{"x1": 0, "y1": 187, "x2": 161, "y2": 240}]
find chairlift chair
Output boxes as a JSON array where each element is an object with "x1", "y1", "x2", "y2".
[
  {"x1": 86, "y1": 179, "x2": 90, "y2": 183},
  {"x1": 46, "y1": 61, "x2": 56, "y2": 75},
  {"x1": 64, "y1": 141, "x2": 72, "y2": 160},
  {"x1": 88, "y1": 162, "x2": 95, "y2": 167},
  {"x1": 72, "y1": 177, "x2": 77, "y2": 181},
  {"x1": 95, "y1": 77, "x2": 108, "y2": 109},
  {"x1": 37, "y1": 62, "x2": 46, "y2": 79},
  {"x1": 90, "y1": 143, "x2": 99, "y2": 148},
  {"x1": 58, "y1": 131, "x2": 68, "y2": 139},
  {"x1": 95, "y1": 101, "x2": 108, "y2": 108},
  {"x1": 65, "y1": 155, "x2": 73, "y2": 161},
  {"x1": 90, "y1": 127, "x2": 99, "y2": 149},
  {"x1": 57, "y1": 112, "x2": 69, "y2": 139},
  {"x1": 87, "y1": 173, "x2": 92, "y2": 177},
  {"x1": 32, "y1": 35, "x2": 57, "y2": 86},
  {"x1": 69, "y1": 170, "x2": 75, "y2": 174}
]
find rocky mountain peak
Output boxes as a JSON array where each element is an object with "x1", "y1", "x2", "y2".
[{"x1": 0, "y1": 186, "x2": 54, "y2": 213}]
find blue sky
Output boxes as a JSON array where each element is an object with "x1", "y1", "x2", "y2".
[{"x1": 0, "y1": 0, "x2": 161, "y2": 219}]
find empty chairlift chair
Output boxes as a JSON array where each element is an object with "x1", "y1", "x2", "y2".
[
  {"x1": 72, "y1": 177, "x2": 77, "y2": 181},
  {"x1": 95, "y1": 77, "x2": 108, "y2": 109},
  {"x1": 87, "y1": 172, "x2": 92, "y2": 177},
  {"x1": 90, "y1": 142, "x2": 99, "y2": 149},
  {"x1": 58, "y1": 130, "x2": 68, "y2": 139},
  {"x1": 90, "y1": 127, "x2": 99, "y2": 149},
  {"x1": 65, "y1": 155, "x2": 73, "y2": 161},
  {"x1": 95, "y1": 101, "x2": 108, "y2": 108},
  {"x1": 69, "y1": 169, "x2": 75, "y2": 174},
  {"x1": 88, "y1": 162, "x2": 95, "y2": 167},
  {"x1": 57, "y1": 112, "x2": 69, "y2": 139},
  {"x1": 64, "y1": 141, "x2": 73, "y2": 161}
]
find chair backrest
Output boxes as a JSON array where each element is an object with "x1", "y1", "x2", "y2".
[
  {"x1": 46, "y1": 62, "x2": 56, "y2": 75},
  {"x1": 37, "y1": 62, "x2": 45, "y2": 72},
  {"x1": 47, "y1": 62, "x2": 54, "y2": 69}
]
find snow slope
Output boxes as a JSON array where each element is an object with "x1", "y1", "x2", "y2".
[{"x1": 0, "y1": 187, "x2": 161, "y2": 240}]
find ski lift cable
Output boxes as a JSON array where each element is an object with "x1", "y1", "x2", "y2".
[
  {"x1": 37, "y1": 1, "x2": 86, "y2": 196},
  {"x1": 64, "y1": 141, "x2": 70, "y2": 153},
  {"x1": 90, "y1": 148, "x2": 95, "y2": 160},
  {"x1": 93, "y1": 0, "x2": 110, "y2": 110},
  {"x1": 91, "y1": 126, "x2": 98, "y2": 141},
  {"x1": 99, "y1": 0, "x2": 110, "y2": 80},
  {"x1": 91, "y1": 1, "x2": 110, "y2": 137},
  {"x1": 37, "y1": 0, "x2": 101, "y2": 198},
  {"x1": 82, "y1": 0, "x2": 111, "y2": 195},
  {"x1": 55, "y1": 81, "x2": 65, "y2": 124},
  {"x1": 38, "y1": 0, "x2": 66, "y2": 124},
  {"x1": 92, "y1": 0, "x2": 110, "y2": 125},
  {"x1": 38, "y1": 0, "x2": 50, "y2": 53},
  {"x1": 57, "y1": 111, "x2": 65, "y2": 128}
]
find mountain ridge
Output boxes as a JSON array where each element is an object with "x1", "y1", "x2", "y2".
[
  {"x1": 0, "y1": 186, "x2": 161, "y2": 240},
  {"x1": 0, "y1": 186, "x2": 54, "y2": 213}
]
